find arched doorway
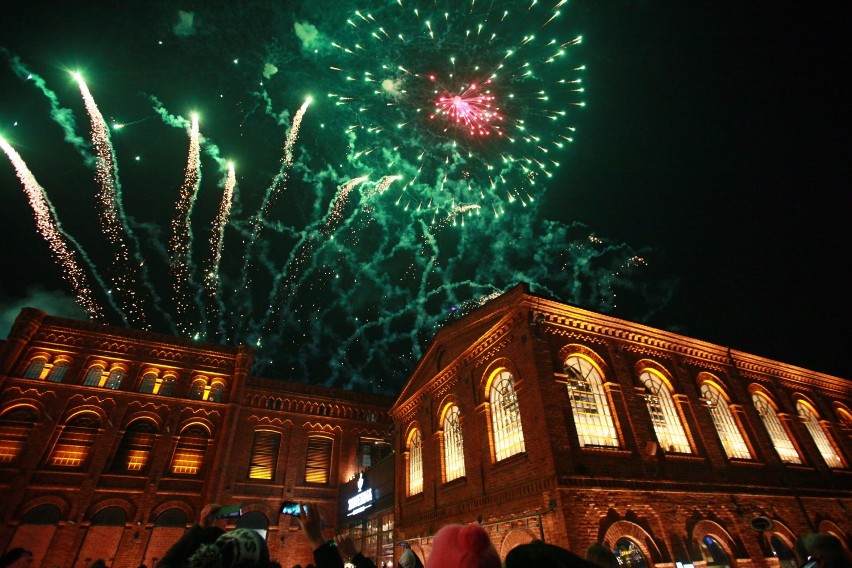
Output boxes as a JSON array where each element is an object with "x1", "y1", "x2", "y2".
[
  {"x1": 7, "y1": 504, "x2": 61, "y2": 566},
  {"x1": 74, "y1": 506, "x2": 127, "y2": 568},
  {"x1": 768, "y1": 534, "x2": 796, "y2": 568},
  {"x1": 143, "y1": 507, "x2": 188, "y2": 567},
  {"x1": 698, "y1": 536, "x2": 732, "y2": 568}
]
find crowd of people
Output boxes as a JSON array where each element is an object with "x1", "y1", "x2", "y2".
[{"x1": 1, "y1": 504, "x2": 848, "y2": 568}]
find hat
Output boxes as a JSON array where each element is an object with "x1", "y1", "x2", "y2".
[
  {"x1": 189, "y1": 528, "x2": 270, "y2": 567},
  {"x1": 424, "y1": 523, "x2": 500, "y2": 568},
  {"x1": 505, "y1": 541, "x2": 600, "y2": 568}
]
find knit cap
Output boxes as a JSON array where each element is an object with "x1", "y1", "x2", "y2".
[
  {"x1": 424, "y1": 523, "x2": 500, "y2": 568},
  {"x1": 188, "y1": 528, "x2": 269, "y2": 568}
]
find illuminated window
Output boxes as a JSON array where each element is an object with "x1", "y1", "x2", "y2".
[
  {"x1": 83, "y1": 365, "x2": 105, "y2": 387},
  {"x1": 443, "y1": 405, "x2": 465, "y2": 482},
  {"x1": 408, "y1": 429, "x2": 423, "y2": 496},
  {"x1": 139, "y1": 372, "x2": 157, "y2": 394},
  {"x1": 104, "y1": 368, "x2": 125, "y2": 390},
  {"x1": 698, "y1": 536, "x2": 731, "y2": 568},
  {"x1": 797, "y1": 401, "x2": 845, "y2": 469},
  {"x1": 701, "y1": 382, "x2": 752, "y2": 459},
  {"x1": 23, "y1": 358, "x2": 47, "y2": 379},
  {"x1": 170, "y1": 424, "x2": 209, "y2": 475},
  {"x1": 490, "y1": 370, "x2": 526, "y2": 461},
  {"x1": 46, "y1": 361, "x2": 69, "y2": 382},
  {"x1": 614, "y1": 538, "x2": 648, "y2": 568},
  {"x1": 49, "y1": 413, "x2": 101, "y2": 468},
  {"x1": 111, "y1": 420, "x2": 157, "y2": 473},
  {"x1": 189, "y1": 380, "x2": 206, "y2": 400},
  {"x1": 0, "y1": 407, "x2": 37, "y2": 464},
  {"x1": 640, "y1": 370, "x2": 691, "y2": 453},
  {"x1": 305, "y1": 435, "x2": 333, "y2": 484},
  {"x1": 248, "y1": 430, "x2": 281, "y2": 480},
  {"x1": 358, "y1": 438, "x2": 392, "y2": 469},
  {"x1": 159, "y1": 376, "x2": 176, "y2": 396},
  {"x1": 208, "y1": 382, "x2": 225, "y2": 402},
  {"x1": 564, "y1": 355, "x2": 619, "y2": 447},
  {"x1": 752, "y1": 393, "x2": 801, "y2": 464}
]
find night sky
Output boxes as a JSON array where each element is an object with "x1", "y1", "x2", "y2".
[{"x1": 1, "y1": 1, "x2": 848, "y2": 391}]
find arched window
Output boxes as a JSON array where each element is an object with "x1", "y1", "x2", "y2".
[
  {"x1": 614, "y1": 538, "x2": 648, "y2": 568},
  {"x1": 407, "y1": 429, "x2": 423, "y2": 496},
  {"x1": 639, "y1": 370, "x2": 691, "y2": 453},
  {"x1": 564, "y1": 355, "x2": 618, "y2": 447},
  {"x1": 208, "y1": 382, "x2": 225, "y2": 403},
  {"x1": 248, "y1": 430, "x2": 281, "y2": 480},
  {"x1": 111, "y1": 420, "x2": 158, "y2": 473},
  {"x1": 170, "y1": 424, "x2": 209, "y2": 475},
  {"x1": 46, "y1": 361, "x2": 69, "y2": 382},
  {"x1": 189, "y1": 380, "x2": 206, "y2": 400},
  {"x1": 797, "y1": 401, "x2": 845, "y2": 469},
  {"x1": 490, "y1": 370, "x2": 526, "y2": 461},
  {"x1": 698, "y1": 536, "x2": 731, "y2": 568},
  {"x1": 83, "y1": 365, "x2": 105, "y2": 387},
  {"x1": 305, "y1": 435, "x2": 333, "y2": 484},
  {"x1": 159, "y1": 376, "x2": 176, "y2": 397},
  {"x1": 700, "y1": 382, "x2": 752, "y2": 459},
  {"x1": 0, "y1": 407, "x2": 38, "y2": 464},
  {"x1": 443, "y1": 405, "x2": 465, "y2": 482},
  {"x1": 752, "y1": 392, "x2": 801, "y2": 464},
  {"x1": 139, "y1": 372, "x2": 157, "y2": 394},
  {"x1": 23, "y1": 358, "x2": 47, "y2": 379},
  {"x1": 768, "y1": 535, "x2": 797, "y2": 568},
  {"x1": 49, "y1": 413, "x2": 101, "y2": 468},
  {"x1": 104, "y1": 368, "x2": 125, "y2": 390}
]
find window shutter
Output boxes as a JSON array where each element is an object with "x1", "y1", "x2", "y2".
[
  {"x1": 248, "y1": 430, "x2": 281, "y2": 480},
  {"x1": 305, "y1": 436, "x2": 332, "y2": 484}
]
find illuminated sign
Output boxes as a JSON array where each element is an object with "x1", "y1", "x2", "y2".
[{"x1": 347, "y1": 473, "x2": 374, "y2": 516}]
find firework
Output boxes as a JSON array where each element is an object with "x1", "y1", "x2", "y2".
[
  {"x1": 76, "y1": 73, "x2": 149, "y2": 328},
  {"x1": 169, "y1": 113, "x2": 202, "y2": 335},
  {"x1": 205, "y1": 162, "x2": 237, "y2": 339},
  {"x1": 1, "y1": 137, "x2": 105, "y2": 320},
  {"x1": 318, "y1": 0, "x2": 585, "y2": 219},
  {"x1": 3, "y1": 38, "x2": 653, "y2": 394}
]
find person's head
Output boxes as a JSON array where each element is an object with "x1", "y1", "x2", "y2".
[
  {"x1": 808, "y1": 533, "x2": 848, "y2": 568},
  {"x1": 188, "y1": 528, "x2": 270, "y2": 567},
  {"x1": 425, "y1": 523, "x2": 500, "y2": 568},
  {"x1": 0, "y1": 549, "x2": 33, "y2": 568},
  {"x1": 586, "y1": 542, "x2": 619, "y2": 568},
  {"x1": 506, "y1": 541, "x2": 601, "y2": 568}
]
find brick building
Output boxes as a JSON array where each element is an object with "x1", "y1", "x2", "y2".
[
  {"x1": 0, "y1": 307, "x2": 394, "y2": 568},
  {"x1": 2, "y1": 284, "x2": 850, "y2": 568},
  {"x1": 391, "y1": 284, "x2": 851, "y2": 568}
]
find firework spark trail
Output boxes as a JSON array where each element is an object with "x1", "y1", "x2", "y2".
[
  {"x1": 257, "y1": 97, "x2": 312, "y2": 220},
  {"x1": 321, "y1": 175, "x2": 369, "y2": 235},
  {"x1": 204, "y1": 162, "x2": 236, "y2": 340},
  {"x1": 257, "y1": 175, "x2": 384, "y2": 336},
  {"x1": 75, "y1": 74, "x2": 150, "y2": 328},
  {"x1": 231, "y1": 98, "x2": 312, "y2": 338},
  {"x1": 168, "y1": 113, "x2": 203, "y2": 336},
  {"x1": 1, "y1": 137, "x2": 106, "y2": 320},
  {"x1": 2, "y1": 51, "x2": 96, "y2": 167}
]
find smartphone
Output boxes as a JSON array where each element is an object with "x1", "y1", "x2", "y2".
[
  {"x1": 214, "y1": 504, "x2": 243, "y2": 519},
  {"x1": 280, "y1": 501, "x2": 301, "y2": 516}
]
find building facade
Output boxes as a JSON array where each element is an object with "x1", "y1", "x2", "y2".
[
  {"x1": 0, "y1": 308, "x2": 394, "y2": 568},
  {"x1": 390, "y1": 284, "x2": 851, "y2": 568}
]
